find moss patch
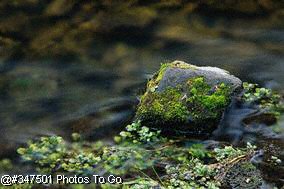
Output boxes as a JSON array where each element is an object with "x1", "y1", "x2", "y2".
[
  {"x1": 147, "y1": 63, "x2": 170, "y2": 91},
  {"x1": 137, "y1": 87, "x2": 190, "y2": 126},
  {"x1": 186, "y1": 77, "x2": 231, "y2": 122}
]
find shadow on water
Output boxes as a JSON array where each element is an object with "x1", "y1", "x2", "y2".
[{"x1": 213, "y1": 99, "x2": 282, "y2": 144}]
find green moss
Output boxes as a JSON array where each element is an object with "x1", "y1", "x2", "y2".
[
  {"x1": 147, "y1": 61, "x2": 196, "y2": 92},
  {"x1": 138, "y1": 62, "x2": 194, "y2": 124},
  {"x1": 138, "y1": 73, "x2": 231, "y2": 132},
  {"x1": 170, "y1": 60, "x2": 197, "y2": 69},
  {"x1": 156, "y1": 63, "x2": 169, "y2": 81},
  {"x1": 186, "y1": 77, "x2": 231, "y2": 121},
  {"x1": 137, "y1": 87, "x2": 190, "y2": 126},
  {"x1": 147, "y1": 62, "x2": 169, "y2": 92}
]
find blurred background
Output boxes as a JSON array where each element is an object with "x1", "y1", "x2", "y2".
[{"x1": 0, "y1": 0, "x2": 283, "y2": 158}]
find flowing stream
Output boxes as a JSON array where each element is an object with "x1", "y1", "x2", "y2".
[{"x1": 0, "y1": 2, "x2": 283, "y2": 182}]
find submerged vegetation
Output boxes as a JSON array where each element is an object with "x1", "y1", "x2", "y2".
[
  {"x1": 16, "y1": 128, "x2": 260, "y2": 189},
  {"x1": 242, "y1": 82, "x2": 284, "y2": 119},
  {"x1": 119, "y1": 121, "x2": 164, "y2": 144}
]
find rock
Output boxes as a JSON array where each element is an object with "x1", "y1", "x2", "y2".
[
  {"x1": 223, "y1": 161, "x2": 263, "y2": 189},
  {"x1": 243, "y1": 112, "x2": 278, "y2": 126},
  {"x1": 255, "y1": 139, "x2": 284, "y2": 186},
  {"x1": 136, "y1": 60, "x2": 242, "y2": 137}
]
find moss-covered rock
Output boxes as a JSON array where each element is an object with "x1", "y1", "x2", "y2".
[{"x1": 136, "y1": 61, "x2": 242, "y2": 136}]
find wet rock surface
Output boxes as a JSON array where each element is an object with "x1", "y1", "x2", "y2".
[
  {"x1": 157, "y1": 61, "x2": 242, "y2": 92},
  {"x1": 136, "y1": 61, "x2": 242, "y2": 137}
]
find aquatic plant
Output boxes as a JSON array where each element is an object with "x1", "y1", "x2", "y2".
[
  {"x1": 17, "y1": 131, "x2": 261, "y2": 189},
  {"x1": 17, "y1": 136, "x2": 102, "y2": 175},
  {"x1": 101, "y1": 145, "x2": 154, "y2": 175},
  {"x1": 16, "y1": 77, "x2": 284, "y2": 188},
  {"x1": 242, "y1": 82, "x2": 284, "y2": 118},
  {"x1": 215, "y1": 145, "x2": 246, "y2": 161},
  {"x1": 119, "y1": 121, "x2": 165, "y2": 144},
  {"x1": 269, "y1": 155, "x2": 282, "y2": 165},
  {"x1": 61, "y1": 153, "x2": 101, "y2": 175},
  {"x1": 188, "y1": 143, "x2": 212, "y2": 159},
  {"x1": 17, "y1": 136, "x2": 66, "y2": 173},
  {"x1": 0, "y1": 183, "x2": 33, "y2": 189},
  {"x1": 165, "y1": 159, "x2": 219, "y2": 189}
]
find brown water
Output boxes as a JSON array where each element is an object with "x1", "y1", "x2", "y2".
[{"x1": 0, "y1": 1, "x2": 283, "y2": 162}]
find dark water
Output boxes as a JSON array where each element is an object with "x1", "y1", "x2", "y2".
[{"x1": 0, "y1": 1, "x2": 283, "y2": 164}]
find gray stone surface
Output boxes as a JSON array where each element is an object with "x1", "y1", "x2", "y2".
[{"x1": 157, "y1": 60, "x2": 242, "y2": 93}]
